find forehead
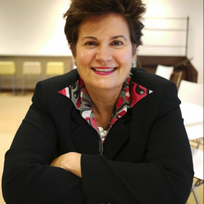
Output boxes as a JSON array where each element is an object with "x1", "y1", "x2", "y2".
[{"x1": 78, "y1": 13, "x2": 130, "y2": 38}]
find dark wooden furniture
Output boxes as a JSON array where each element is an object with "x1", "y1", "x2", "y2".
[{"x1": 137, "y1": 55, "x2": 198, "y2": 88}]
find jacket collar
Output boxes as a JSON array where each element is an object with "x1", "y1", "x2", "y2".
[
  {"x1": 58, "y1": 69, "x2": 153, "y2": 159},
  {"x1": 103, "y1": 112, "x2": 132, "y2": 159},
  {"x1": 70, "y1": 106, "x2": 132, "y2": 159}
]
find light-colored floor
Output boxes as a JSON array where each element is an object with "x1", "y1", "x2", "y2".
[
  {"x1": 0, "y1": 92, "x2": 33, "y2": 204},
  {"x1": 0, "y1": 92, "x2": 203, "y2": 204}
]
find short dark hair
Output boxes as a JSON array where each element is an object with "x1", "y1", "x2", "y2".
[{"x1": 64, "y1": 0, "x2": 146, "y2": 56}]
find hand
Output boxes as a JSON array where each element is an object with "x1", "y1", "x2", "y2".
[{"x1": 50, "y1": 152, "x2": 82, "y2": 178}]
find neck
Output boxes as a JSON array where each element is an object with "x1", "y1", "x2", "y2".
[
  {"x1": 87, "y1": 85, "x2": 121, "y2": 112},
  {"x1": 86, "y1": 85, "x2": 122, "y2": 129}
]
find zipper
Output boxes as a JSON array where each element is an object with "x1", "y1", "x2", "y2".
[{"x1": 98, "y1": 135, "x2": 103, "y2": 155}]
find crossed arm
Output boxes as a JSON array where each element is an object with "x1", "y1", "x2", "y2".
[
  {"x1": 2, "y1": 80, "x2": 194, "y2": 204},
  {"x1": 50, "y1": 152, "x2": 82, "y2": 178}
]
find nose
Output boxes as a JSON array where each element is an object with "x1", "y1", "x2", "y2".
[{"x1": 95, "y1": 44, "x2": 112, "y2": 64}]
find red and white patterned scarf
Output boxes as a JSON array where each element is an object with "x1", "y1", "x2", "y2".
[{"x1": 58, "y1": 73, "x2": 152, "y2": 143}]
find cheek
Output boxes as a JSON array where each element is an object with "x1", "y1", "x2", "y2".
[
  {"x1": 118, "y1": 52, "x2": 133, "y2": 66},
  {"x1": 75, "y1": 48, "x2": 94, "y2": 66},
  {"x1": 75, "y1": 45, "x2": 93, "y2": 65},
  {"x1": 119, "y1": 47, "x2": 134, "y2": 61}
]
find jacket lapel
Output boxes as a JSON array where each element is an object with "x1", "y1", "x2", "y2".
[
  {"x1": 70, "y1": 108, "x2": 100, "y2": 155},
  {"x1": 103, "y1": 114, "x2": 131, "y2": 160},
  {"x1": 70, "y1": 107, "x2": 132, "y2": 159},
  {"x1": 57, "y1": 69, "x2": 153, "y2": 159}
]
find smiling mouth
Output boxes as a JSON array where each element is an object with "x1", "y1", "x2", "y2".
[{"x1": 91, "y1": 67, "x2": 117, "y2": 73}]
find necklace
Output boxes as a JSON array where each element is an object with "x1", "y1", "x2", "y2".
[{"x1": 98, "y1": 127, "x2": 108, "y2": 140}]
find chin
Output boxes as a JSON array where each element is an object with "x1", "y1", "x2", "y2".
[{"x1": 96, "y1": 83, "x2": 121, "y2": 91}]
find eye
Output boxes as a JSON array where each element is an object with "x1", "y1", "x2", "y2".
[
  {"x1": 84, "y1": 41, "x2": 98, "y2": 46},
  {"x1": 110, "y1": 40, "x2": 123, "y2": 46}
]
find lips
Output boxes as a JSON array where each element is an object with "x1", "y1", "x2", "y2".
[{"x1": 91, "y1": 67, "x2": 117, "y2": 73}]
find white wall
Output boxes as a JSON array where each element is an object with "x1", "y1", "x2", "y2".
[
  {"x1": 0, "y1": 0, "x2": 71, "y2": 56},
  {"x1": 142, "y1": 0, "x2": 203, "y2": 83},
  {"x1": 139, "y1": 17, "x2": 188, "y2": 56},
  {"x1": 0, "y1": 0, "x2": 203, "y2": 83}
]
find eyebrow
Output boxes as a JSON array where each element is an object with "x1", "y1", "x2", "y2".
[
  {"x1": 111, "y1": 35, "x2": 127, "y2": 41},
  {"x1": 82, "y1": 35, "x2": 127, "y2": 41}
]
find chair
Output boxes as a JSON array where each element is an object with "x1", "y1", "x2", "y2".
[
  {"x1": 46, "y1": 62, "x2": 64, "y2": 78},
  {"x1": 179, "y1": 80, "x2": 203, "y2": 144},
  {"x1": 22, "y1": 62, "x2": 42, "y2": 95},
  {"x1": 170, "y1": 70, "x2": 183, "y2": 88},
  {"x1": 155, "y1": 64, "x2": 174, "y2": 80},
  {"x1": 178, "y1": 80, "x2": 203, "y2": 203},
  {"x1": 191, "y1": 146, "x2": 204, "y2": 204},
  {"x1": 178, "y1": 80, "x2": 203, "y2": 106},
  {"x1": 0, "y1": 61, "x2": 16, "y2": 94}
]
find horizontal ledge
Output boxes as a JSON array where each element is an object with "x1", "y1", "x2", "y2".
[
  {"x1": 0, "y1": 55, "x2": 73, "y2": 58},
  {"x1": 144, "y1": 17, "x2": 189, "y2": 20},
  {"x1": 144, "y1": 28, "x2": 187, "y2": 32},
  {"x1": 142, "y1": 45, "x2": 186, "y2": 48}
]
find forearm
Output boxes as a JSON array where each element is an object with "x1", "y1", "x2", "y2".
[
  {"x1": 50, "y1": 152, "x2": 82, "y2": 178},
  {"x1": 2, "y1": 147, "x2": 86, "y2": 204},
  {"x1": 81, "y1": 154, "x2": 193, "y2": 204},
  {"x1": 80, "y1": 108, "x2": 193, "y2": 204}
]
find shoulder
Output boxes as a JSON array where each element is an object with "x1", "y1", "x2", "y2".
[
  {"x1": 131, "y1": 68, "x2": 180, "y2": 111},
  {"x1": 131, "y1": 67, "x2": 178, "y2": 94},
  {"x1": 32, "y1": 69, "x2": 79, "y2": 112},
  {"x1": 40, "y1": 69, "x2": 79, "y2": 90}
]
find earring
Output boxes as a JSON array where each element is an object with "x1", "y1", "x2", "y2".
[
  {"x1": 132, "y1": 61, "x2": 135, "y2": 67},
  {"x1": 72, "y1": 61, "x2": 77, "y2": 69},
  {"x1": 73, "y1": 61, "x2": 77, "y2": 69}
]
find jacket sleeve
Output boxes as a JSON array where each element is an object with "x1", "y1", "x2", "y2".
[
  {"x1": 81, "y1": 82, "x2": 194, "y2": 204},
  {"x1": 2, "y1": 81, "x2": 86, "y2": 204}
]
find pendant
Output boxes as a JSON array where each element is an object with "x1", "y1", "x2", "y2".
[{"x1": 98, "y1": 127, "x2": 108, "y2": 139}]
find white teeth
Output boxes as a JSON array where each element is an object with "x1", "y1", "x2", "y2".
[{"x1": 93, "y1": 68, "x2": 115, "y2": 72}]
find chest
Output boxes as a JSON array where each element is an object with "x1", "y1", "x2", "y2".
[{"x1": 53, "y1": 106, "x2": 155, "y2": 163}]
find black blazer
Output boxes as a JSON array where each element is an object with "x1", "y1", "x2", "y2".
[{"x1": 2, "y1": 68, "x2": 193, "y2": 204}]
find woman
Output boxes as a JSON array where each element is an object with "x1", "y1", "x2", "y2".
[{"x1": 2, "y1": 0, "x2": 193, "y2": 203}]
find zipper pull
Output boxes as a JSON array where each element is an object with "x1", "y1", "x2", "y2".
[{"x1": 98, "y1": 139, "x2": 103, "y2": 155}]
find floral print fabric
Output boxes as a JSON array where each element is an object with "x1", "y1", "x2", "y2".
[{"x1": 58, "y1": 73, "x2": 152, "y2": 142}]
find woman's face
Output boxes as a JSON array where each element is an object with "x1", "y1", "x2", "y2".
[{"x1": 73, "y1": 13, "x2": 136, "y2": 92}]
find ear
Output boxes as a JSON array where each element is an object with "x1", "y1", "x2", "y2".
[
  {"x1": 70, "y1": 43, "x2": 76, "y2": 59},
  {"x1": 132, "y1": 44, "x2": 137, "y2": 61}
]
